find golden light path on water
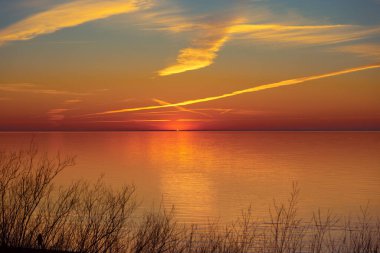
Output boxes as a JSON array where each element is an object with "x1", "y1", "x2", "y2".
[
  {"x1": 2, "y1": 132, "x2": 380, "y2": 223},
  {"x1": 94, "y1": 64, "x2": 380, "y2": 115}
]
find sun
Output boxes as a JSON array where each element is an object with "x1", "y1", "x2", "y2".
[{"x1": 164, "y1": 121, "x2": 195, "y2": 131}]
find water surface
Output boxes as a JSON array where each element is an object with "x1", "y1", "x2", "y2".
[{"x1": 1, "y1": 131, "x2": 379, "y2": 223}]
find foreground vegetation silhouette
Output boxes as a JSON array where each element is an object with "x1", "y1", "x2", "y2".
[{"x1": 0, "y1": 144, "x2": 379, "y2": 253}]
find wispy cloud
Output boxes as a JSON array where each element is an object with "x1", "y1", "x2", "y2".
[
  {"x1": 93, "y1": 64, "x2": 380, "y2": 115},
  {"x1": 157, "y1": 16, "x2": 243, "y2": 76},
  {"x1": 93, "y1": 119, "x2": 214, "y2": 123},
  {"x1": 47, "y1": 108, "x2": 71, "y2": 121},
  {"x1": 158, "y1": 30, "x2": 230, "y2": 76},
  {"x1": 158, "y1": 22, "x2": 380, "y2": 76},
  {"x1": 0, "y1": 0, "x2": 151, "y2": 46},
  {"x1": 64, "y1": 99, "x2": 83, "y2": 104},
  {"x1": 2, "y1": 0, "x2": 378, "y2": 78},
  {"x1": 94, "y1": 119, "x2": 171, "y2": 123},
  {"x1": 47, "y1": 108, "x2": 70, "y2": 114},
  {"x1": 336, "y1": 43, "x2": 380, "y2": 60},
  {"x1": 132, "y1": 3, "x2": 201, "y2": 33},
  {"x1": 176, "y1": 118, "x2": 215, "y2": 122},
  {"x1": 143, "y1": 3, "x2": 380, "y2": 76},
  {"x1": 229, "y1": 24, "x2": 378, "y2": 45},
  {"x1": 0, "y1": 83, "x2": 89, "y2": 96}
]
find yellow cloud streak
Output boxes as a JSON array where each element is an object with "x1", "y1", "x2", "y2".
[
  {"x1": 0, "y1": 0, "x2": 151, "y2": 45},
  {"x1": 233, "y1": 25, "x2": 380, "y2": 45},
  {"x1": 158, "y1": 33, "x2": 230, "y2": 76},
  {"x1": 95, "y1": 64, "x2": 380, "y2": 115},
  {"x1": 229, "y1": 24, "x2": 347, "y2": 33},
  {"x1": 157, "y1": 24, "x2": 361, "y2": 76}
]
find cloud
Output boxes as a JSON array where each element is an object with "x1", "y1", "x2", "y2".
[
  {"x1": 47, "y1": 108, "x2": 71, "y2": 121},
  {"x1": 94, "y1": 119, "x2": 171, "y2": 123},
  {"x1": 2, "y1": 0, "x2": 379, "y2": 78},
  {"x1": 158, "y1": 22, "x2": 380, "y2": 76},
  {"x1": 336, "y1": 43, "x2": 380, "y2": 60},
  {"x1": 0, "y1": 0, "x2": 151, "y2": 45},
  {"x1": 48, "y1": 114, "x2": 65, "y2": 121},
  {"x1": 157, "y1": 17, "x2": 242, "y2": 76},
  {"x1": 143, "y1": 3, "x2": 380, "y2": 76},
  {"x1": 47, "y1": 108, "x2": 70, "y2": 114},
  {"x1": 229, "y1": 24, "x2": 377, "y2": 45},
  {"x1": 0, "y1": 83, "x2": 89, "y2": 96},
  {"x1": 158, "y1": 31, "x2": 230, "y2": 76},
  {"x1": 64, "y1": 99, "x2": 82, "y2": 104},
  {"x1": 93, "y1": 64, "x2": 380, "y2": 115},
  {"x1": 132, "y1": 3, "x2": 201, "y2": 33},
  {"x1": 93, "y1": 119, "x2": 214, "y2": 123},
  {"x1": 176, "y1": 118, "x2": 215, "y2": 122}
]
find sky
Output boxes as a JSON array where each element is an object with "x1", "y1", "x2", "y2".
[{"x1": 0, "y1": 0, "x2": 380, "y2": 131}]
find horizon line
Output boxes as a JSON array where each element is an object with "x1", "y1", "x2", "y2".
[{"x1": 1, "y1": 129, "x2": 380, "y2": 133}]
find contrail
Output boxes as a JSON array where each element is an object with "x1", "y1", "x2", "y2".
[
  {"x1": 94, "y1": 64, "x2": 380, "y2": 115},
  {"x1": 153, "y1": 98, "x2": 209, "y2": 117}
]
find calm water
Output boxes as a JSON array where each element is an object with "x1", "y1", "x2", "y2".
[{"x1": 0, "y1": 131, "x2": 379, "y2": 223}]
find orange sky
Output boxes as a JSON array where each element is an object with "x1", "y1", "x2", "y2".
[{"x1": 0, "y1": 0, "x2": 380, "y2": 130}]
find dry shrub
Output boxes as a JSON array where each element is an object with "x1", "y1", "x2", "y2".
[{"x1": 0, "y1": 143, "x2": 136, "y2": 252}]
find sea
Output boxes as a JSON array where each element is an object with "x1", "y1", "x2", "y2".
[{"x1": 1, "y1": 131, "x2": 379, "y2": 224}]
